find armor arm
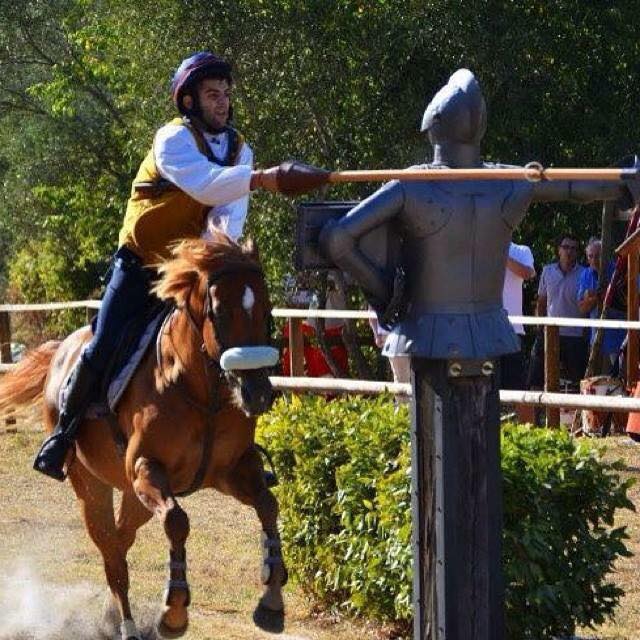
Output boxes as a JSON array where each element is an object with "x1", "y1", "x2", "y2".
[
  {"x1": 531, "y1": 180, "x2": 626, "y2": 204},
  {"x1": 319, "y1": 180, "x2": 405, "y2": 304}
]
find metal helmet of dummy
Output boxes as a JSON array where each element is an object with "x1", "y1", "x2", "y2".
[
  {"x1": 170, "y1": 51, "x2": 233, "y2": 116},
  {"x1": 420, "y1": 69, "x2": 487, "y2": 145}
]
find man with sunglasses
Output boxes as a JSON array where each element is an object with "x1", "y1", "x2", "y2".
[{"x1": 527, "y1": 234, "x2": 588, "y2": 390}]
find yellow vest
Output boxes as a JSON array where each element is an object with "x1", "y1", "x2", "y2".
[{"x1": 118, "y1": 117, "x2": 245, "y2": 265}]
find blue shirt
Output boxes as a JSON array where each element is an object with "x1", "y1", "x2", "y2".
[{"x1": 577, "y1": 263, "x2": 625, "y2": 355}]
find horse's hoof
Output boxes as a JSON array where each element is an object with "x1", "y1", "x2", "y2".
[
  {"x1": 157, "y1": 618, "x2": 189, "y2": 639},
  {"x1": 253, "y1": 602, "x2": 285, "y2": 633}
]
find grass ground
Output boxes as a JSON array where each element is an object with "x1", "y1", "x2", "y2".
[
  {"x1": 575, "y1": 437, "x2": 640, "y2": 640},
  {"x1": 0, "y1": 414, "x2": 638, "y2": 640}
]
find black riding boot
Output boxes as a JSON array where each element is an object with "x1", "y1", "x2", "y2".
[{"x1": 33, "y1": 357, "x2": 98, "y2": 481}]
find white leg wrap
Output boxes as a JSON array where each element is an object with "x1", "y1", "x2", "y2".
[
  {"x1": 261, "y1": 530, "x2": 283, "y2": 585},
  {"x1": 120, "y1": 618, "x2": 140, "y2": 640}
]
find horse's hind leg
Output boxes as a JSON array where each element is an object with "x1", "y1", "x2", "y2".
[
  {"x1": 116, "y1": 488, "x2": 154, "y2": 552},
  {"x1": 221, "y1": 446, "x2": 287, "y2": 633},
  {"x1": 67, "y1": 463, "x2": 142, "y2": 640},
  {"x1": 133, "y1": 457, "x2": 191, "y2": 638},
  {"x1": 98, "y1": 490, "x2": 154, "y2": 629}
]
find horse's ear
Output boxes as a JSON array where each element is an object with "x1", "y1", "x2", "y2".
[{"x1": 243, "y1": 238, "x2": 260, "y2": 262}]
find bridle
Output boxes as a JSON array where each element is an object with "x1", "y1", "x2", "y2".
[
  {"x1": 201, "y1": 263, "x2": 269, "y2": 366},
  {"x1": 162, "y1": 261, "x2": 273, "y2": 389}
]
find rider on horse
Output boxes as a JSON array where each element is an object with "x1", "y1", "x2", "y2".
[{"x1": 33, "y1": 51, "x2": 292, "y2": 481}]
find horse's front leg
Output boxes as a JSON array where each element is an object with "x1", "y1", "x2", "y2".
[
  {"x1": 67, "y1": 463, "x2": 142, "y2": 640},
  {"x1": 222, "y1": 446, "x2": 287, "y2": 633},
  {"x1": 132, "y1": 457, "x2": 191, "y2": 638}
]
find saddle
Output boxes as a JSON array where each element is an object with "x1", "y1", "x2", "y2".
[{"x1": 84, "y1": 300, "x2": 172, "y2": 419}]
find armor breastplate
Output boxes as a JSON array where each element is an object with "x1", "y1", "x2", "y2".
[
  {"x1": 379, "y1": 177, "x2": 533, "y2": 358},
  {"x1": 400, "y1": 179, "x2": 532, "y2": 313}
]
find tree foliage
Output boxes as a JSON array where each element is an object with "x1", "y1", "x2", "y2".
[{"x1": 1, "y1": 0, "x2": 639, "y2": 322}]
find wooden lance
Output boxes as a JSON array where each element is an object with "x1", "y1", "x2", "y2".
[
  {"x1": 326, "y1": 165, "x2": 639, "y2": 183},
  {"x1": 273, "y1": 162, "x2": 640, "y2": 196}
]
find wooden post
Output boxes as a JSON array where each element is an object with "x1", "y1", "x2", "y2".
[
  {"x1": 0, "y1": 311, "x2": 12, "y2": 364},
  {"x1": 288, "y1": 318, "x2": 305, "y2": 377},
  {"x1": 0, "y1": 311, "x2": 15, "y2": 427},
  {"x1": 544, "y1": 325, "x2": 560, "y2": 427},
  {"x1": 412, "y1": 358, "x2": 504, "y2": 640},
  {"x1": 627, "y1": 252, "x2": 639, "y2": 388}
]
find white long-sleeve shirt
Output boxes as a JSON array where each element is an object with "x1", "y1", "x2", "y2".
[
  {"x1": 503, "y1": 242, "x2": 534, "y2": 335},
  {"x1": 154, "y1": 122, "x2": 254, "y2": 242}
]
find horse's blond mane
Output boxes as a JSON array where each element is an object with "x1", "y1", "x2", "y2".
[{"x1": 153, "y1": 235, "x2": 260, "y2": 305}]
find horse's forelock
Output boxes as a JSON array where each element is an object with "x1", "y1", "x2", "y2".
[{"x1": 154, "y1": 238, "x2": 261, "y2": 305}]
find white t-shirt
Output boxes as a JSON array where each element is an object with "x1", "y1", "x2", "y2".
[
  {"x1": 154, "y1": 123, "x2": 254, "y2": 242},
  {"x1": 502, "y1": 242, "x2": 534, "y2": 335}
]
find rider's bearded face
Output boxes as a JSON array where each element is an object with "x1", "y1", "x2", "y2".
[{"x1": 184, "y1": 77, "x2": 231, "y2": 131}]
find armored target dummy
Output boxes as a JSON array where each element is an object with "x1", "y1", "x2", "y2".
[{"x1": 320, "y1": 69, "x2": 636, "y2": 360}]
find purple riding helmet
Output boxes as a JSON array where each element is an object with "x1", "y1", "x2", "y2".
[{"x1": 170, "y1": 51, "x2": 233, "y2": 115}]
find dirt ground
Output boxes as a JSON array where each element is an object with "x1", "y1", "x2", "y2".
[
  {"x1": 0, "y1": 416, "x2": 638, "y2": 640},
  {"x1": 0, "y1": 419, "x2": 382, "y2": 640}
]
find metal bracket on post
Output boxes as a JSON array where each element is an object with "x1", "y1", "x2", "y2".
[{"x1": 447, "y1": 359, "x2": 495, "y2": 378}]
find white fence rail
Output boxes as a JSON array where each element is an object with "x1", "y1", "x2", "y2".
[
  {"x1": 271, "y1": 376, "x2": 640, "y2": 412},
  {"x1": 0, "y1": 301, "x2": 638, "y2": 329}
]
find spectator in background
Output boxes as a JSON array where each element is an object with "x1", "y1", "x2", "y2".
[
  {"x1": 501, "y1": 242, "x2": 536, "y2": 421},
  {"x1": 368, "y1": 308, "x2": 410, "y2": 385},
  {"x1": 577, "y1": 237, "x2": 626, "y2": 374},
  {"x1": 281, "y1": 273, "x2": 349, "y2": 378},
  {"x1": 527, "y1": 234, "x2": 588, "y2": 389}
]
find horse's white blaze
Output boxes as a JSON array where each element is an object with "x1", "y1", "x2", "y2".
[{"x1": 242, "y1": 285, "x2": 255, "y2": 315}]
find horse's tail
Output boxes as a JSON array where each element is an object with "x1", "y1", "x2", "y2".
[{"x1": 0, "y1": 341, "x2": 60, "y2": 415}]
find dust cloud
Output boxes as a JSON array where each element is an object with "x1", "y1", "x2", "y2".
[
  {"x1": 0, "y1": 561, "x2": 160, "y2": 639},
  {"x1": 0, "y1": 562, "x2": 103, "y2": 639}
]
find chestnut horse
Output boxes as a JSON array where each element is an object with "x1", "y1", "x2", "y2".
[{"x1": 0, "y1": 237, "x2": 287, "y2": 639}]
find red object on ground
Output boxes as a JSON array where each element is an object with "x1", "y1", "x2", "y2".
[
  {"x1": 627, "y1": 381, "x2": 640, "y2": 436},
  {"x1": 281, "y1": 322, "x2": 348, "y2": 377}
]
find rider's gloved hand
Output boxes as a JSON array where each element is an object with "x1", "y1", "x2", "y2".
[{"x1": 251, "y1": 161, "x2": 329, "y2": 196}]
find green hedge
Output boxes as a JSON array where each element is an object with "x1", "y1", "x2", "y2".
[{"x1": 258, "y1": 394, "x2": 635, "y2": 639}]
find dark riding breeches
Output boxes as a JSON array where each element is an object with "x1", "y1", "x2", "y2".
[{"x1": 81, "y1": 246, "x2": 157, "y2": 375}]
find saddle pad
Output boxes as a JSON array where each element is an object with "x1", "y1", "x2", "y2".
[
  {"x1": 107, "y1": 309, "x2": 167, "y2": 411},
  {"x1": 80, "y1": 307, "x2": 169, "y2": 419}
]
